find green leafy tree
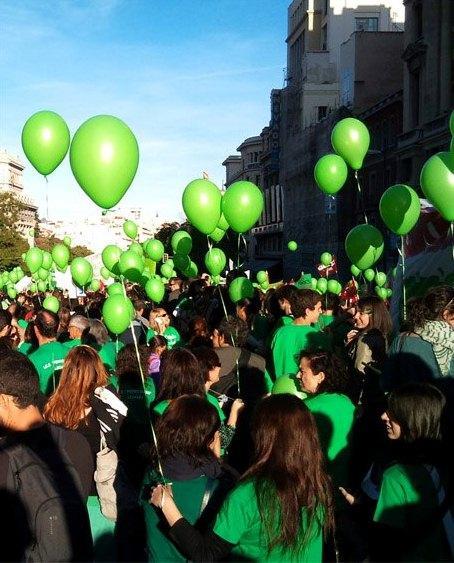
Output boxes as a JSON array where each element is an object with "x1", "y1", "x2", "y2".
[
  {"x1": 35, "y1": 234, "x2": 92, "y2": 258},
  {"x1": 0, "y1": 190, "x2": 29, "y2": 270}
]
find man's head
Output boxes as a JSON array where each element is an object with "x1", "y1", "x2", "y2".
[
  {"x1": 0, "y1": 350, "x2": 42, "y2": 430},
  {"x1": 68, "y1": 315, "x2": 90, "y2": 340},
  {"x1": 0, "y1": 310, "x2": 13, "y2": 339},
  {"x1": 34, "y1": 310, "x2": 60, "y2": 344},
  {"x1": 292, "y1": 289, "x2": 322, "y2": 324},
  {"x1": 168, "y1": 277, "x2": 182, "y2": 293},
  {"x1": 213, "y1": 316, "x2": 249, "y2": 348},
  {"x1": 275, "y1": 285, "x2": 299, "y2": 316},
  {"x1": 133, "y1": 299, "x2": 146, "y2": 318}
]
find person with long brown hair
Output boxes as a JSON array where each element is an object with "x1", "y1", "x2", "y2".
[
  {"x1": 44, "y1": 345, "x2": 127, "y2": 561},
  {"x1": 150, "y1": 394, "x2": 333, "y2": 561}
]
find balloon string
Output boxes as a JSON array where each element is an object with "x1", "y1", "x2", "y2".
[
  {"x1": 451, "y1": 223, "x2": 454, "y2": 261},
  {"x1": 398, "y1": 236, "x2": 407, "y2": 321},
  {"x1": 120, "y1": 277, "x2": 165, "y2": 482},
  {"x1": 354, "y1": 171, "x2": 368, "y2": 224},
  {"x1": 217, "y1": 285, "x2": 241, "y2": 396},
  {"x1": 237, "y1": 234, "x2": 241, "y2": 270}
]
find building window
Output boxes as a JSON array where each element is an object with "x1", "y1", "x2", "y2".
[
  {"x1": 317, "y1": 106, "x2": 328, "y2": 121},
  {"x1": 321, "y1": 24, "x2": 328, "y2": 50},
  {"x1": 355, "y1": 17, "x2": 378, "y2": 32}
]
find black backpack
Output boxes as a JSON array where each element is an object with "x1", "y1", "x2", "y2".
[{"x1": 3, "y1": 424, "x2": 93, "y2": 562}]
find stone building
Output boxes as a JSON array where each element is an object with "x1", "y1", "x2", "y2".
[
  {"x1": 396, "y1": 0, "x2": 453, "y2": 186},
  {"x1": 0, "y1": 149, "x2": 37, "y2": 235}
]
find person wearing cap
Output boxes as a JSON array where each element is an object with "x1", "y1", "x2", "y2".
[
  {"x1": 28, "y1": 310, "x2": 70, "y2": 395},
  {"x1": 64, "y1": 315, "x2": 90, "y2": 349}
]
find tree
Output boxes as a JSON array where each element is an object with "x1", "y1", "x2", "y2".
[
  {"x1": 35, "y1": 234, "x2": 92, "y2": 258},
  {"x1": 0, "y1": 190, "x2": 29, "y2": 270}
]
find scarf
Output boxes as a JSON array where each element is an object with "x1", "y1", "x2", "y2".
[{"x1": 418, "y1": 321, "x2": 454, "y2": 376}]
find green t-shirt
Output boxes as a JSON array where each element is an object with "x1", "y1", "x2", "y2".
[
  {"x1": 146, "y1": 326, "x2": 181, "y2": 349},
  {"x1": 29, "y1": 341, "x2": 69, "y2": 395},
  {"x1": 17, "y1": 341, "x2": 34, "y2": 355},
  {"x1": 305, "y1": 393, "x2": 355, "y2": 491},
  {"x1": 272, "y1": 324, "x2": 328, "y2": 377},
  {"x1": 99, "y1": 340, "x2": 124, "y2": 372},
  {"x1": 142, "y1": 471, "x2": 218, "y2": 562},
  {"x1": 374, "y1": 464, "x2": 450, "y2": 562},
  {"x1": 63, "y1": 338, "x2": 81, "y2": 350},
  {"x1": 214, "y1": 480, "x2": 323, "y2": 562},
  {"x1": 153, "y1": 393, "x2": 225, "y2": 422}
]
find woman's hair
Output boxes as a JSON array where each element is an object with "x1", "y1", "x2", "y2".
[
  {"x1": 387, "y1": 382, "x2": 445, "y2": 443},
  {"x1": 192, "y1": 347, "x2": 221, "y2": 382},
  {"x1": 407, "y1": 286, "x2": 454, "y2": 330},
  {"x1": 155, "y1": 348, "x2": 204, "y2": 402},
  {"x1": 357, "y1": 295, "x2": 393, "y2": 337},
  {"x1": 116, "y1": 343, "x2": 150, "y2": 380},
  {"x1": 188, "y1": 316, "x2": 209, "y2": 339},
  {"x1": 299, "y1": 350, "x2": 353, "y2": 396},
  {"x1": 58, "y1": 307, "x2": 71, "y2": 332},
  {"x1": 243, "y1": 394, "x2": 333, "y2": 554},
  {"x1": 149, "y1": 308, "x2": 169, "y2": 333},
  {"x1": 148, "y1": 335, "x2": 167, "y2": 354},
  {"x1": 44, "y1": 346, "x2": 108, "y2": 429},
  {"x1": 155, "y1": 394, "x2": 220, "y2": 466},
  {"x1": 24, "y1": 321, "x2": 38, "y2": 347},
  {"x1": 86, "y1": 319, "x2": 109, "y2": 345},
  {"x1": 216, "y1": 316, "x2": 249, "y2": 348}
]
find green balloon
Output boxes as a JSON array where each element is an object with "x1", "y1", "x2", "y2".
[
  {"x1": 25, "y1": 247, "x2": 43, "y2": 274},
  {"x1": 314, "y1": 154, "x2": 348, "y2": 195},
  {"x1": 450, "y1": 137, "x2": 454, "y2": 154},
  {"x1": 145, "y1": 239, "x2": 164, "y2": 262},
  {"x1": 364, "y1": 268, "x2": 375, "y2": 282},
  {"x1": 9, "y1": 271, "x2": 18, "y2": 284},
  {"x1": 6, "y1": 285, "x2": 16, "y2": 299},
  {"x1": 350, "y1": 264, "x2": 361, "y2": 277},
  {"x1": 21, "y1": 110, "x2": 70, "y2": 176},
  {"x1": 256, "y1": 271, "x2": 268, "y2": 284},
  {"x1": 37, "y1": 280, "x2": 47, "y2": 292},
  {"x1": 217, "y1": 214, "x2": 229, "y2": 231},
  {"x1": 327, "y1": 279, "x2": 339, "y2": 294},
  {"x1": 222, "y1": 181, "x2": 264, "y2": 233},
  {"x1": 171, "y1": 231, "x2": 192, "y2": 255},
  {"x1": 43, "y1": 295, "x2": 60, "y2": 314},
  {"x1": 173, "y1": 253, "x2": 190, "y2": 272},
  {"x1": 28, "y1": 228, "x2": 35, "y2": 237},
  {"x1": 379, "y1": 184, "x2": 420, "y2": 235},
  {"x1": 260, "y1": 280, "x2": 270, "y2": 291},
  {"x1": 107, "y1": 282, "x2": 124, "y2": 296},
  {"x1": 89, "y1": 279, "x2": 101, "y2": 292},
  {"x1": 129, "y1": 242, "x2": 144, "y2": 256},
  {"x1": 63, "y1": 236, "x2": 71, "y2": 247},
  {"x1": 145, "y1": 278, "x2": 165, "y2": 303},
  {"x1": 420, "y1": 151, "x2": 454, "y2": 221},
  {"x1": 450, "y1": 110, "x2": 454, "y2": 137},
  {"x1": 184, "y1": 261, "x2": 198, "y2": 277},
  {"x1": 42, "y1": 251, "x2": 53, "y2": 270},
  {"x1": 320, "y1": 252, "x2": 332, "y2": 266},
  {"x1": 123, "y1": 220, "x2": 138, "y2": 239},
  {"x1": 182, "y1": 179, "x2": 222, "y2": 234},
  {"x1": 316, "y1": 278, "x2": 328, "y2": 294},
  {"x1": 70, "y1": 115, "x2": 139, "y2": 209},
  {"x1": 386, "y1": 288, "x2": 393, "y2": 298},
  {"x1": 30, "y1": 282, "x2": 37, "y2": 293},
  {"x1": 212, "y1": 275, "x2": 221, "y2": 286},
  {"x1": 208, "y1": 227, "x2": 226, "y2": 243},
  {"x1": 37, "y1": 267, "x2": 49, "y2": 281},
  {"x1": 52, "y1": 244, "x2": 70, "y2": 269},
  {"x1": 103, "y1": 294, "x2": 132, "y2": 335},
  {"x1": 101, "y1": 266, "x2": 111, "y2": 280},
  {"x1": 229, "y1": 277, "x2": 254, "y2": 303},
  {"x1": 272, "y1": 375, "x2": 306, "y2": 400},
  {"x1": 375, "y1": 272, "x2": 387, "y2": 287},
  {"x1": 375, "y1": 286, "x2": 388, "y2": 300},
  {"x1": 102, "y1": 245, "x2": 122, "y2": 272},
  {"x1": 331, "y1": 117, "x2": 370, "y2": 170},
  {"x1": 161, "y1": 262, "x2": 174, "y2": 279},
  {"x1": 204, "y1": 248, "x2": 226, "y2": 276},
  {"x1": 70, "y1": 257, "x2": 93, "y2": 287},
  {"x1": 311, "y1": 277, "x2": 317, "y2": 290},
  {"x1": 288, "y1": 241, "x2": 298, "y2": 251},
  {"x1": 345, "y1": 224, "x2": 384, "y2": 270},
  {"x1": 119, "y1": 250, "x2": 144, "y2": 282}
]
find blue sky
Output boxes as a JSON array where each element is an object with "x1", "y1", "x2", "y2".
[{"x1": 1, "y1": 0, "x2": 288, "y2": 222}]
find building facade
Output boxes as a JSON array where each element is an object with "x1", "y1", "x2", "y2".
[
  {"x1": 0, "y1": 149, "x2": 38, "y2": 236},
  {"x1": 396, "y1": 0, "x2": 453, "y2": 187}
]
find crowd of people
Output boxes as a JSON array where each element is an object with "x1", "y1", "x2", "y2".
[{"x1": 0, "y1": 274, "x2": 453, "y2": 562}]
